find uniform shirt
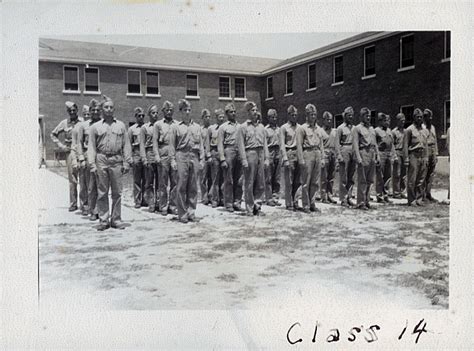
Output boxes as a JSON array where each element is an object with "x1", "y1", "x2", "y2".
[
  {"x1": 152, "y1": 118, "x2": 177, "y2": 160},
  {"x1": 392, "y1": 126, "x2": 405, "y2": 151},
  {"x1": 217, "y1": 120, "x2": 239, "y2": 161},
  {"x1": 139, "y1": 121, "x2": 156, "y2": 161},
  {"x1": 88, "y1": 118, "x2": 132, "y2": 166},
  {"x1": 265, "y1": 124, "x2": 280, "y2": 148},
  {"x1": 201, "y1": 125, "x2": 211, "y2": 159},
  {"x1": 279, "y1": 122, "x2": 300, "y2": 162},
  {"x1": 73, "y1": 119, "x2": 100, "y2": 161},
  {"x1": 403, "y1": 124, "x2": 427, "y2": 159},
  {"x1": 208, "y1": 124, "x2": 220, "y2": 149},
  {"x1": 352, "y1": 123, "x2": 378, "y2": 163},
  {"x1": 296, "y1": 123, "x2": 324, "y2": 163},
  {"x1": 128, "y1": 123, "x2": 142, "y2": 152},
  {"x1": 423, "y1": 124, "x2": 439, "y2": 155},
  {"x1": 335, "y1": 122, "x2": 354, "y2": 160},
  {"x1": 236, "y1": 120, "x2": 269, "y2": 165},
  {"x1": 169, "y1": 120, "x2": 204, "y2": 162},
  {"x1": 320, "y1": 127, "x2": 336, "y2": 151},
  {"x1": 51, "y1": 118, "x2": 81, "y2": 149},
  {"x1": 374, "y1": 126, "x2": 396, "y2": 155}
]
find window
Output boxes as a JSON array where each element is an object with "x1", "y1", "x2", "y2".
[
  {"x1": 234, "y1": 77, "x2": 246, "y2": 99},
  {"x1": 84, "y1": 67, "x2": 99, "y2": 93},
  {"x1": 334, "y1": 114, "x2": 343, "y2": 128},
  {"x1": 285, "y1": 71, "x2": 293, "y2": 95},
  {"x1": 307, "y1": 63, "x2": 316, "y2": 90},
  {"x1": 333, "y1": 56, "x2": 344, "y2": 83},
  {"x1": 266, "y1": 76, "x2": 273, "y2": 99},
  {"x1": 219, "y1": 76, "x2": 231, "y2": 98},
  {"x1": 364, "y1": 46, "x2": 376, "y2": 77},
  {"x1": 400, "y1": 105, "x2": 414, "y2": 127},
  {"x1": 127, "y1": 70, "x2": 141, "y2": 94},
  {"x1": 370, "y1": 110, "x2": 378, "y2": 127},
  {"x1": 146, "y1": 71, "x2": 160, "y2": 95},
  {"x1": 63, "y1": 66, "x2": 79, "y2": 91},
  {"x1": 400, "y1": 34, "x2": 414, "y2": 68},
  {"x1": 186, "y1": 74, "x2": 199, "y2": 97},
  {"x1": 444, "y1": 31, "x2": 451, "y2": 59},
  {"x1": 444, "y1": 100, "x2": 450, "y2": 135}
]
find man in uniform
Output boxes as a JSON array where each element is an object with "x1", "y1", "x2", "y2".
[
  {"x1": 320, "y1": 111, "x2": 337, "y2": 204},
  {"x1": 352, "y1": 107, "x2": 380, "y2": 210},
  {"x1": 72, "y1": 99, "x2": 102, "y2": 220},
  {"x1": 51, "y1": 101, "x2": 81, "y2": 212},
  {"x1": 169, "y1": 99, "x2": 205, "y2": 223},
  {"x1": 128, "y1": 107, "x2": 146, "y2": 208},
  {"x1": 152, "y1": 100, "x2": 178, "y2": 216},
  {"x1": 391, "y1": 113, "x2": 407, "y2": 199},
  {"x1": 88, "y1": 95, "x2": 132, "y2": 231},
  {"x1": 335, "y1": 106, "x2": 356, "y2": 207},
  {"x1": 140, "y1": 104, "x2": 160, "y2": 212},
  {"x1": 208, "y1": 109, "x2": 225, "y2": 207},
  {"x1": 199, "y1": 109, "x2": 212, "y2": 205},
  {"x1": 218, "y1": 103, "x2": 243, "y2": 212},
  {"x1": 264, "y1": 109, "x2": 281, "y2": 206},
  {"x1": 403, "y1": 108, "x2": 427, "y2": 206},
  {"x1": 374, "y1": 113, "x2": 396, "y2": 203},
  {"x1": 280, "y1": 105, "x2": 301, "y2": 211},
  {"x1": 421, "y1": 108, "x2": 439, "y2": 202},
  {"x1": 75, "y1": 105, "x2": 91, "y2": 215},
  {"x1": 237, "y1": 101, "x2": 269, "y2": 216},
  {"x1": 296, "y1": 104, "x2": 325, "y2": 213}
]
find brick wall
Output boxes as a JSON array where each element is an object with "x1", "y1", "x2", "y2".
[
  {"x1": 261, "y1": 31, "x2": 450, "y2": 153},
  {"x1": 39, "y1": 62, "x2": 262, "y2": 159}
]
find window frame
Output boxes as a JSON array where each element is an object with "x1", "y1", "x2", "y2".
[
  {"x1": 234, "y1": 77, "x2": 247, "y2": 101},
  {"x1": 443, "y1": 100, "x2": 450, "y2": 136},
  {"x1": 398, "y1": 33, "x2": 415, "y2": 72},
  {"x1": 266, "y1": 76, "x2": 274, "y2": 100},
  {"x1": 63, "y1": 65, "x2": 80, "y2": 94},
  {"x1": 185, "y1": 73, "x2": 200, "y2": 99},
  {"x1": 363, "y1": 45, "x2": 376, "y2": 79},
  {"x1": 127, "y1": 69, "x2": 142, "y2": 96},
  {"x1": 400, "y1": 104, "x2": 415, "y2": 127},
  {"x1": 218, "y1": 76, "x2": 231, "y2": 100},
  {"x1": 145, "y1": 70, "x2": 161, "y2": 97},
  {"x1": 332, "y1": 55, "x2": 344, "y2": 86},
  {"x1": 83, "y1": 66, "x2": 101, "y2": 95},
  {"x1": 442, "y1": 31, "x2": 451, "y2": 62},
  {"x1": 285, "y1": 70, "x2": 293, "y2": 96},
  {"x1": 307, "y1": 63, "x2": 317, "y2": 91}
]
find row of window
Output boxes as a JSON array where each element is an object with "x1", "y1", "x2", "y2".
[
  {"x1": 267, "y1": 32, "x2": 451, "y2": 99},
  {"x1": 63, "y1": 67, "x2": 248, "y2": 99}
]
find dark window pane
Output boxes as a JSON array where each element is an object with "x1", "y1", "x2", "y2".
[
  {"x1": 365, "y1": 46, "x2": 375, "y2": 76},
  {"x1": 308, "y1": 64, "x2": 316, "y2": 89},
  {"x1": 186, "y1": 75, "x2": 198, "y2": 96},
  {"x1": 401, "y1": 35, "x2": 414, "y2": 67},
  {"x1": 445, "y1": 31, "x2": 451, "y2": 58},
  {"x1": 64, "y1": 67, "x2": 78, "y2": 91},
  {"x1": 128, "y1": 70, "x2": 141, "y2": 94},
  {"x1": 370, "y1": 110, "x2": 377, "y2": 127},
  {"x1": 401, "y1": 105, "x2": 414, "y2": 127},
  {"x1": 334, "y1": 56, "x2": 343, "y2": 83},
  {"x1": 334, "y1": 114, "x2": 343, "y2": 127},
  {"x1": 85, "y1": 68, "x2": 99, "y2": 92},
  {"x1": 219, "y1": 77, "x2": 230, "y2": 97},
  {"x1": 235, "y1": 78, "x2": 245, "y2": 98},
  {"x1": 286, "y1": 71, "x2": 293, "y2": 94},
  {"x1": 146, "y1": 72, "x2": 159, "y2": 95},
  {"x1": 267, "y1": 77, "x2": 273, "y2": 98},
  {"x1": 445, "y1": 100, "x2": 450, "y2": 132}
]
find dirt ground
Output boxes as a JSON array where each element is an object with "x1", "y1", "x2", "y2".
[{"x1": 40, "y1": 167, "x2": 449, "y2": 310}]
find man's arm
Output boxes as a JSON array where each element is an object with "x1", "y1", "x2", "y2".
[
  {"x1": 279, "y1": 126, "x2": 289, "y2": 163},
  {"x1": 335, "y1": 127, "x2": 342, "y2": 162},
  {"x1": 295, "y1": 126, "x2": 305, "y2": 165},
  {"x1": 122, "y1": 125, "x2": 132, "y2": 170},
  {"x1": 217, "y1": 125, "x2": 226, "y2": 162},
  {"x1": 168, "y1": 124, "x2": 177, "y2": 169},
  {"x1": 403, "y1": 128, "x2": 411, "y2": 163},
  {"x1": 152, "y1": 123, "x2": 161, "y2": 163},
  {"x1": 352, "y1": 127, "x2": 362, "y2": 164},
  {"x1": 139, "y1": 126, "x2": 147, "y2": 164},
  {"x1": 236, "y1": 124, "x2": 248, "y2": 167},
  {"x1": 263, "y1": 127, "x2": 269, "y2": 167},
  {"x1": 88, "y1": 125, "x2": 98, "y2": 172},
  {"x1": 50, "y1": 120, "x2": 66, "y2": 150}
]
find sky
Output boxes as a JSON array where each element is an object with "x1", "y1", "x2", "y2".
[{"x1": 48, "y1": 33, "x2": 360, "y2": 60}]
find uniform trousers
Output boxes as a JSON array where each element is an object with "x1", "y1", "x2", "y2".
[
  {"x1": 392, "y1": 150, "x2": 406, "y2": 196},
  {"x1": 356, "y1": 148, "x2": 376, "y2": 206},
  {"x1": 301, "y1": 149, "x2": 322, "y2": 209},
  {"x1": 157, "y1": 145, "x2": 177, "y2": 212},
  {"x1": 209, "y1": 148, "x2": 223, "y2": 205},
  {"x1": 376, "y1": 151, "x2": 392, "y2": 199},
  {"x1": 422, "y1": 147, "x2": 437, "y2": 199},
  {"x1": 144, "y1": 149, "x2": 159, "y2": 210},
  {"x1": 320, "y1": 149, "x2": 336, "y2": 200},
  {"x1": 88, "y1": 165, "x2": 98, "y2": 216},
  {"x1": 222, "y1": 146, "x2": 243, "y2": 209},
  {"x1": 199, "y1": 156, "x2": 212, "y2": 203},
  {"x1": 338, "y1": 145, "x2": 356, "y2": 202},
  {"x1": 79, "y1": 158, "x2": 90, "y2": 211},
  {"x1": 283, "y1": 149, "x2": 301, "y2": 208},
  {"x1": 96, "y1": 153, "x2": 124, "y2": 224},
  {"x1": 132, "y1": 149, "x2": 146, "y2": 206},
  {"x1": 176, "y1": 150, "x2": 200, "y2": 220},
  {"x1": 264, "y1": 146, "x2": 281, "y2": 201},
  {"x1": 65, "y1": 150, "x2": 79, "y2": 208},
  {"x1": 407, "y1": 149, "x2": 426, "y2": 204},
  {"x1": 243, "y1": 148, "x2": 266, "y2": 213}
]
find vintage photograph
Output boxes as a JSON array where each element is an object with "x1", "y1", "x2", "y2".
[{"x1": 38, "y1": 31, "x2": 451, "y2": 310}]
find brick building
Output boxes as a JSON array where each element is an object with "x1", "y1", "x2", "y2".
[{"x1": 39, "y1": 31, "x2": 450, "y2": 159}]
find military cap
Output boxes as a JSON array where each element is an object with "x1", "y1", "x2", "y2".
[
  {"x1": 224, "y1": 103, "x2": 236, "y2": 113},
  {"x1": 82, "y1": 105, "x2": 90, "y2": 114},
  {"x1": 395, "y1": 112, "x2": 405, "y2": 120},
  {"x1": 377, "y1": 112, "x2": 387, "y2": 121},
  {"x1": 305, "y1": 104, "x2": 317, "y2": 113},
  {"x1": 201, "y1": 109, "x2": 211, "y2": 117},
  {"x1": 215, "y1": 108, "x2": 225, "y2": 116},
  {"x1": 134, "y1": 107, "x2": 145, "y2": 116},
  {"x1": 101, "y1": 95, "x2": 113, "y2": 104},
  {"x1": 423, "y1": 108, "x2": 433, "y2": 117},
  {"x1": 413, "y1": 108, "x2": 423, "y2": 116},
  {"x1": 287, "y1": 105, "x2": 297, "y2": 114},
  {"x1": 244, "y1": 101, "x2": 257, "y2": 112},
  {"x1": 161, "y1": 100, "x2": 174, "y2": 111},
  {"x1": 267, "y1": 109, "x2": 277, "y2": 117},
  {"x1": 360, "y1": 107, "x2": 370, "y2": 115},
  {"x1": 178, "y1": 99, "x2": 191, "y2": 111},
  {"x1": 65, "y1": 101, "x2": 77, "y2": 110},
  {"x1": 343, "y1": 106, "x2": 354, "y2": 116},
  {"x1": 322, "y1": 111, "x2": 333, "y2": 119},
  {"x1": 147, "y1": 104, "x2": 159, "y2": 115},
  {"x1": 89, "y1": 99, "x2": 100, "y2": 109}
]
